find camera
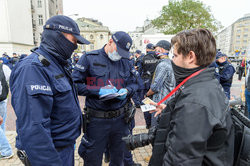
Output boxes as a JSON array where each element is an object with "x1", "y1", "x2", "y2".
[{"x1": 122, "y1": 126, "x2": 157, "y2": 150}]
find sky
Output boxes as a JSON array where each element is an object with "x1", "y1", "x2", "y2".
[{"x1": 63, "y1": 0, "x2": 250, "y2": 32}]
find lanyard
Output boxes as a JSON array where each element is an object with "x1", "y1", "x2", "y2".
[{"x1": 157, "y1": 68, "x2": 206, "y2": 105}]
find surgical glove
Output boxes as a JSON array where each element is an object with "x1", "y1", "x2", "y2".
[
  {"x1": 117, "y1": 88, "x2": 128, "y2": 100},
  {"x1": 99, "y1": 85, "x2": 118, "y2": 96}
]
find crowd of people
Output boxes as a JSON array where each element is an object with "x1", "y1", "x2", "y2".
[{"x1": 0, "y1": 14, "x2": 249, "y2": 166}]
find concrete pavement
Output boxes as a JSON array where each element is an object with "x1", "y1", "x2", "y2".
[{"x1": 0, "y1": 128, "x2": 152, "y2": 166}]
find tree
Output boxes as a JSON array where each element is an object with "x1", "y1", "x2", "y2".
[{"x1": 152, "y1": 0, "x2": 223, "y2": 34}]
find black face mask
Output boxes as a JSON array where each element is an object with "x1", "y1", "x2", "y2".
[
  {"x1": 171, "y1": 60, "x2": 203, "y2": 85},
  {"x1": 40, "y1": 30, "x2": 77, "y2": 65}
]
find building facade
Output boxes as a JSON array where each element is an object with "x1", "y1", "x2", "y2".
[
  {"x1": 75, "y1": 17, "x2": 110, "y2": 52},
  {"x1": 0, "y1": 0, "x2": 34, "y2": 55},
  {"x1": 128, "y1": 19, "x2": 168, "y2": 53},
  {"x1": 31, "y1": 0, "x2": 63, "y2": 46},
  {"x1": 0, "y1": 0, "x2": 63, "y2": 55},
  {"x1": 216, "y1": 26, "x2": 233, "y2": 55},
  {"x1": 217, "y1": 13, "x2": 250, "y2": 57},
  {"x1": 231, "y1": 14, "x2": 250, "y2": 57}
]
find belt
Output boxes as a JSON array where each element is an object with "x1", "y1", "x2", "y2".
[{"x1": 87, "y1": 107, "x2": 125, "y2": 119}]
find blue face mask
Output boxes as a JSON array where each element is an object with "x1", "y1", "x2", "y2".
[{"x1": 108, "y1": 50, "x2": 122, "y2": 61}]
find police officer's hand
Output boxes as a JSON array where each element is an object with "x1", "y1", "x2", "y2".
[
  {"x1": 117, "y1": 88, "x2": 128, "y2": 100},
  {"x1": 99, "y1": 85, "x2": 118, "y2": 96},
  {"x1": 149, "y1": 101, "x2": 166, "y2": 117},
  {"x1": 0, "y1": 116, "x2": 3, "y2": 125}
]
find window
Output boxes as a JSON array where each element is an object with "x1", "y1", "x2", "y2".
[
  {"x1": 236, "y1": 35, "x2": 240, "y2": 39},
  {"x1": 90, "y1": 35, "x2": 94, "y2": 39},
  {"x1": 237, "y1": 29, "x2": 241, "y2": 33},
  {"x1": 236, "y1": 40, "x2": 240, "y2": 44},
  {"x1": 38, "y1": 15, "x2": 43, "y2": 25},
  {"x1": 244, "y1": 34, "x2": 248, "y2": 38},
  {"x1": 90, "y1": 44, "x2": 94, "y2": 50},
  {"x1": 37, "y1": 0, "x2": 42, "y2": 8},
  {"x1": 243, "y1": 40, "x2": 247, "y2": 43},
  {"x1": 100, "y1": 34, "x2": 103, "y2": 39},
  {"x1": 244, "y1": 28, "x2": 248, "y2": 32},
  {"x1": 40, "y1": 33, "x2": 42, "y2": 42}
]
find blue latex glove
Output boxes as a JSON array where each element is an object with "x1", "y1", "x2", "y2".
[
  {"x1": 99, "y1": 85, "x2": 118, "y2": 96},
  {"x1": 117, "y1": 88, "x2": 128, "y2": 100}
]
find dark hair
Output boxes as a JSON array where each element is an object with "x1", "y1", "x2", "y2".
[{"x1": 171, "y1": 29, "x2": 216, "y2": 67}]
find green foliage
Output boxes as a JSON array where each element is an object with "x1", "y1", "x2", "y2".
[{"x1": 152, "y1": 0, "x2": 223, "y2": 34}]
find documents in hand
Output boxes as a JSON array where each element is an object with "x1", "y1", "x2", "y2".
[
  {"x1": 99, "y1": 92, "x2": 127, "y2": 101},
  {"x1": 140, "y1": 97, "x2": 156, "y2": 112}
]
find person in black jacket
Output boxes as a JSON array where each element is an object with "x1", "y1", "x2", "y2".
[{"x1": 149, "y1": 29, "x2": 234, "y2": 166}]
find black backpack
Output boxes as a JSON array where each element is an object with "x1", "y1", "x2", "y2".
[
  {"x1": 0, "y1": 64, "x2": 9, "y2": 102},
  {"x1": 230, "y1": 101, "x2": 250, "y2": 166}
]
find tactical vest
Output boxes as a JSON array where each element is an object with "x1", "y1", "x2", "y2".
[{"x1": 141, "y1": 53, "x2": 159, "y2": 80}]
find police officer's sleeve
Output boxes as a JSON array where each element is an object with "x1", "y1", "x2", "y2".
[
  {"x1": 162, "y1": 103, "x2": 218, "y2": 165},
  {"x1": 72, "y1": 54, "x2": 99, "y2": 96},
  {"x1": 126, "y1": 64, "x2": 139, "y2": 96},
  {"x1": 10, "y1": 65, "x2": 62, "y2": 165},
  {"x1": 220, "y1": 65, "x2": 235, "y2": 81}
]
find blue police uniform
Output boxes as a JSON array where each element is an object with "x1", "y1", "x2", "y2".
[
  {"x1": 73, "y1": 47, "x2": 138, "y2": 165},
  {"x1": 0, "y1": 57, "x2": 12, "y2": 70},
  {"x1": 10, "y1": 15, "x2": 90, "y2": 166},
  {"x1": 131, "y1": 67, "x2": 144, "y2": 107},
  {"x1": 141, "y1": 51, "x2": 159, "y2": 128},
  {"x1": 129, "y1": 57, "x2": 135, "y2": 66},
  {"x1": 10, "y1": 47, "x2": 82, "y2": 165},
  {"x1": 217, "y1": 61, "x2": 235, "y2": 99},
  {"x1": 135, "y1": 55, "x2": 143, "y2": 75},
  {"x1": 209, "y1": 61, "x2": 220, "y2": 81}
]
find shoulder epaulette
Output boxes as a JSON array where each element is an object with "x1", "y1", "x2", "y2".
[
  {"x1": 30, "y1": 47, "x2": 50, "y2": 67},
  {"x1": 85, "y1": 50, "x2": 99, "y2": 56}
]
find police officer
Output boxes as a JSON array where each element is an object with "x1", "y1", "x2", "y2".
[
  {"x1": 134, "y1": 50, "x2": 143, "y2": 74},
  {"x1": 216, "y1": 52, "x2": 235, "y2": 99},
  {"x1": 10, "y1": 53, "x2": 19, "y2": 67},
  {"x1": 72, "y1": 31, "x2": 138, "y2": 166},
  {"x1": 132, "y1": 50, "x2": 144, "y2": 107},
  {"x1": 10, "y1": 15, "x2": 90, "y2": 165},
  {"x1": 141, "y1": 43, "x2": 159, "y2": 129}
]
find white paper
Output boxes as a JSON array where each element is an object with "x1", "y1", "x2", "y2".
[{"x1": 140, "y1": 104, "x2": 156, "y2": 112}]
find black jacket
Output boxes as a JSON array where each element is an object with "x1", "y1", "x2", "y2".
[{"x1": 150, "y1": 68, "x2": 234, "y2": 166}]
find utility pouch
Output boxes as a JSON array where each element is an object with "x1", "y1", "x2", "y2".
[
  {"x1": 124, "y1": 101, "x2": 136, "y2": 124},
  {"x1": 82, "y1": 108, "x2": 90, "y2": 133}
]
